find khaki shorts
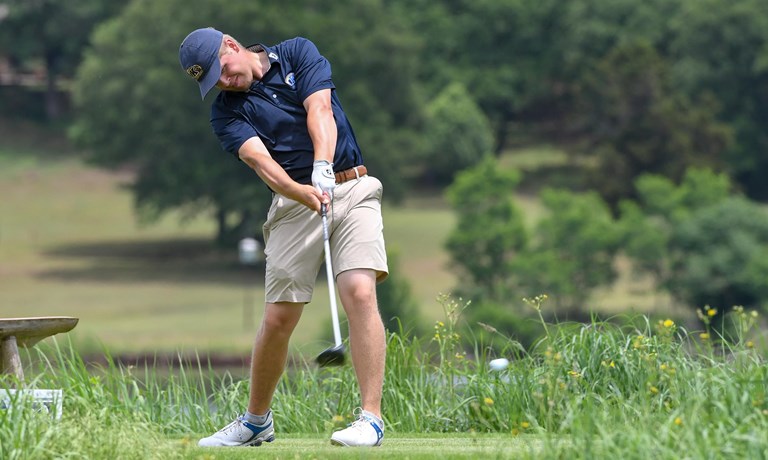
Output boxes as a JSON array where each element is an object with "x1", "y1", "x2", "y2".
[{"x1": 262, "y1": 175, "x2": 389, "y2": 304}]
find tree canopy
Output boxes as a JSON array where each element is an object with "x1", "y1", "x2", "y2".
[{"x1": 0, "y1": 0, "x2": 123, "y2": 119}]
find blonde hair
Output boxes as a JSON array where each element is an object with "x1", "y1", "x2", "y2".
[{"x1": 220, "y1": 34, "x2": 245, "y2": 56}]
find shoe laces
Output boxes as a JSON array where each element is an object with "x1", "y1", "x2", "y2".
[
  {"x1": 348, "y1": 408, "x2": 378, "y2": 431},
  {"x1": 220, "y1": 416, "x2": 247, "y2": 436}
]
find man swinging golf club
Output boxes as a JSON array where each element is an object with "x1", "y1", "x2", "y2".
[{"x1": 179, "y1": 27, "x2": 388, "y2": 447}]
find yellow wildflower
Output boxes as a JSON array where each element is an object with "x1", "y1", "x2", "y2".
[
  {"x1": 700, "y1": 333, "x2": 710, "y2": 340},
  {"x1": 674, "y1": 417, "x2": 683, "y2": 426},
  {"x1": 707, "y1": 308, "x2": 717, "y2": 317},
  {"x1": 746, "y1": 341, "x2": 755, "y2": 349},
  {"x1": 521, "y1": 422, "x2": 530, "y2": 429},
  {"x1": 663, "y1": 319, "x2": 674, "y2": 328},
  {"x1": 484, "y1": 397, "x2": 494, "y2": 406},
  {"x1": 649, "y1": 386, "x2": 659, "y2": 394}
]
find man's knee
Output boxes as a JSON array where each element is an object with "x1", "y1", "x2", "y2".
[
  {"x1": 338, "y1": 270, "x2": 377, "y2": 303},
  {"x1": 262, "y1": 303, "x2": 303, "y2": 333}
]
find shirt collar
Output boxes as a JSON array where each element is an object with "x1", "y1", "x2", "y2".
[{"x1": 247, "y1": 43, "x2": 280, "y2": 65}]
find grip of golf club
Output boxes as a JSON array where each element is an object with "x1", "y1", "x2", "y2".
[{"x1": 322, "y1": 205, "x2": 343, "y2": 347}]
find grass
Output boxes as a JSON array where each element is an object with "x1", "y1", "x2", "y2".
[
  {"x1": 1, "y1": 299, "x2": 766, "y2": 459},
  {"x1": 172, "y1": 434, "x2": 539, "y2": 459}
]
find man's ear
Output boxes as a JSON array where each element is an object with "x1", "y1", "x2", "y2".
[{"x1": 223, "y1": 37, "x2": 241, "y2": 53}]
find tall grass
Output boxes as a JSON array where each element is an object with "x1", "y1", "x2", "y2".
[{"x1": 1, "y1": 296, "x2": 766, "y2": 459}]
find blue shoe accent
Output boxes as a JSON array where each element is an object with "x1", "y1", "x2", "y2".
[{"x1": 241, "y1": 419, "x2": 274, "y2": 446}]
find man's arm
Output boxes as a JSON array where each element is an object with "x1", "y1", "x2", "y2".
[
  {"x1": 238, "y1": 136, "x2": 325, "y2": 211},
  {"x1": 304, "y1": 88, "x2": 337, "y2": 199},
  {"x1": 304, "y1": 89, "x2": 337, "y2": 164}
]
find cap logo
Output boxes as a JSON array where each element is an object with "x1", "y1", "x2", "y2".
[{"x1": 186, "y1": 64, "x2": 204, "y2": 80}]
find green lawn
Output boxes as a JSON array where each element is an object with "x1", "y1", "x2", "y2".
[{"x1": 172, "y1": 433, "x2": 541, "y2": 459}]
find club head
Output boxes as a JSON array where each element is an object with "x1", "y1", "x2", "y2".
[{"x1": 316, "y1": 344, "x2": 345, "y2": 367}]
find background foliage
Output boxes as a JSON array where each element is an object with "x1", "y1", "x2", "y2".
[{"x1": 2, "y1": 0, "x2": 768, "y2": 335}]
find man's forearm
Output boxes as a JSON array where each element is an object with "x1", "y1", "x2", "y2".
[{"x1": 241, "y1": 153, "x2": 304, "y2": 199}]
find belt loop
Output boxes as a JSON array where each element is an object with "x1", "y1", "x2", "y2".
[{"x1": 353, "y1": 166, "x2": 360, "y2": 180}]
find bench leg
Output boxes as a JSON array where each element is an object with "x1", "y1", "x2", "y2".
[{"x1": 1, "y1": 335, "x2": 24, "y2": 383}]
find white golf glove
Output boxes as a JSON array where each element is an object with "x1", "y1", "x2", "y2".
[{"x1": 312, "y1": 160, "x2": 336, "y2": 199}]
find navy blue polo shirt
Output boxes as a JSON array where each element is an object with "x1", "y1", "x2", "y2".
[{"x1": 210, "y1": 37, "x2": 363, "y2": 185}]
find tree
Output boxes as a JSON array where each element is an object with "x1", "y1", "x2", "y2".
[
  {"x1": 422, "y1": 82, "x2": 494, "y2": 186},
  {"x1": 0, "y1": 0, "x2": 122, "y2": 119},
  {"x1": 669, "y1": 0, "x2": 768, "y2": 200},
  {"x1": 572, "y1": 42, "x2": 731, "y2": 209},
  {"x1": 515, "y1": 189, "x2": 622, "y2": 314},
  {"x1": 445, "y1": 157, "x2": 625, "y2": 343},
  {"x1": 445, "y1": 157, "x2": 527, "y2": 303},
  {"x1": 390, "y1": 0, "x2": 576, "y2": 153},
  {"x1": 619, "y1": 168, "x2": 768, "y2": 317},
  {"x1": 445, "y1": 157, "x2": 627, "y2": 310}
]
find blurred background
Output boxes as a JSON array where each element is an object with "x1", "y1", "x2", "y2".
[{"x1": 1, "y1": 0, "x2": 767, "y2": 365}]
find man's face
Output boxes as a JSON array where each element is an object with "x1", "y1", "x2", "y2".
[{"x1": 216, "y1": 42, "x2": 252, "y2": 92}]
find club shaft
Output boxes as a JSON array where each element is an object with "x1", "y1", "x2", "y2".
[{"x1": 322, "y1": 206, "x2": 343, "y2": 347}]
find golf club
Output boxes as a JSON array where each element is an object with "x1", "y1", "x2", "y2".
[{"x1": 316, "y1": 203, "x2": 346, "y2": 367}]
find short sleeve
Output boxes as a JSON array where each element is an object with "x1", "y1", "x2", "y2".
[
  {"x1": 284, "y1": 37, "x2": 335, "y2": 102},
  {"x1": 211, "y1": 103, "x2": 259, "y2": 157}
]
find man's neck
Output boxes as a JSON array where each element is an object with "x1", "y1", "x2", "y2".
[{"x1": 251, "y1": 49, "x2": 270, "y2": 81}]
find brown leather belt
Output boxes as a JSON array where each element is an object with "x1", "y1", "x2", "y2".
[{"x1": 335, "y1": 165, "x2": 367, "y2": 184}]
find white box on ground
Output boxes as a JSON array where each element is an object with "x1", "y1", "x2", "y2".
[{"x1": 0, "y1": 389, "x2": 63, "y2": 420}]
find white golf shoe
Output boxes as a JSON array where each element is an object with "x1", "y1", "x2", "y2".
[
  {"x1": 330, "y1": 409, "x2": 384, "y2": 447},
  {"x1": 198, "y1": 412, "x2": 275, "y2": 447}
]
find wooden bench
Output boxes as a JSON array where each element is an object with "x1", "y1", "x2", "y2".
[{"x1": 0, "y1": 317, "x2": 79, "y2": 383}]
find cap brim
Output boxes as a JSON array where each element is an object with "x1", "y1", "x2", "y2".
[{"x1": 198, "y1": 58, "x2": 221, "y2": 100}]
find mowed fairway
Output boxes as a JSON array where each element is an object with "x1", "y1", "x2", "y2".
[
  {"x1": 0, "y1": 144, "x2": 456, "y2": 356},
  {"x1": 174, "y1": 434, "x2": 540, "y2": 459}
]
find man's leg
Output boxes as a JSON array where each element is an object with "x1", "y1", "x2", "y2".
[
  {"x1": 198, "y1": 301, "x2": 303, "y2": 447},
  {"x1": 336, "y1": 269, "x2": 385, "y2": 418},
  {"x1": 248, "y1": 302, "x2": 304, "y2": 414}
]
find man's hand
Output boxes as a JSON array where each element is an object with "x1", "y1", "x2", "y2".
[{"x1": 312, "y1": 160, "x2": 336, "y2": 199}]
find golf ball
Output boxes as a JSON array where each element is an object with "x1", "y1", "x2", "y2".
[{"x1": 489, "y1": 358, "x2": 509, "y2": 371}]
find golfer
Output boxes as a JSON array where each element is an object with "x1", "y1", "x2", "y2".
[{"x1": 179, "y1": 27, "x2": 388, "y2": 447}]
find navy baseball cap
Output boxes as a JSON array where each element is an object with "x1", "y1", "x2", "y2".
[{"x1": 179, "y1": 27, "x2": 224, "y2": 99}]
